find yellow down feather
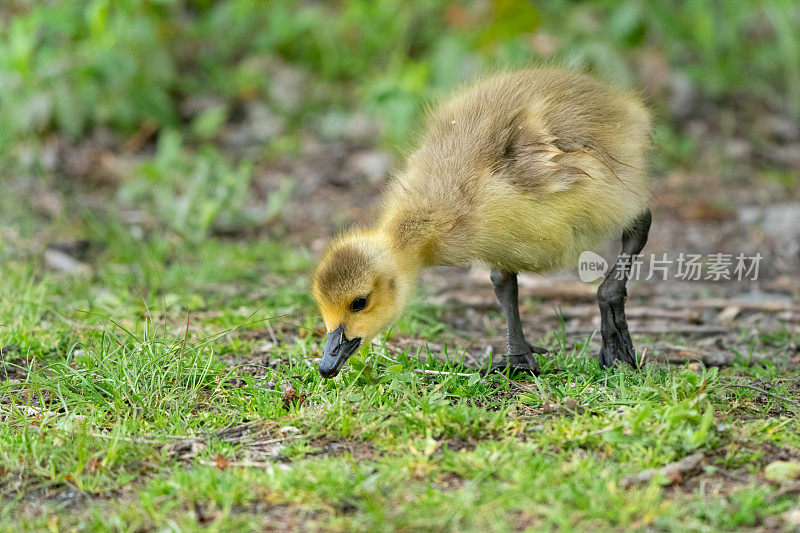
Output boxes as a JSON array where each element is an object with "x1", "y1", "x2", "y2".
[{"x1": 312, "y1": 67, "x2": 651, "y2": 346}]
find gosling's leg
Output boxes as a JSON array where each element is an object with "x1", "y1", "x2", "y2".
[
  {"x1": 596, "y1": 209, "x2": 652, "y2": 368},
  {"x1": 484, "y1": 270, "x2": 546, "y2": 375}
]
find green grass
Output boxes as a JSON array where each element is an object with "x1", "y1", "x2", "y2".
[
  {"x1": 1, "y1": 229, "x2": 798, "y2": 530},
  {"x1": 2, "y1": 0, "x2": 798, "y2": 152}
]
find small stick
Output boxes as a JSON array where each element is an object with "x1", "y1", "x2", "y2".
[
  {"x1": 570, "y1": 325, "x2": 730, "y2": 336},
  {"x1": 621, "y1": 452, "x2": 705, "y2": 488},
  {"x1": 729, "y1": 383, "x2": 800, "y2": 407},
  {"x1": 122, "y1": 120, "x2": 157, "y2": 154},
  {"x1": 767, "y1": 482, "x2": 800, "y2": 503},
  {"x1": 561, "y1": 424, "x2": 617, "y2": 442},
  {"x1": 243, "y1": 434, "x2": 303, "y2": 447},
  {"x1": 266, "y1": 321, "x2": 278, "y2": 346},
  {"x1": 492, "y1": 372, "x2": 536, "y2": 392},
  {"x1": 413, "y1": 368, "x2": 476, "y2": 378},
  {"x1": 89, "y1": 433, "x2": 166, "y2": 444},
  {"x1": 377, "y1": 352, "x2": 400, "y2": 364},
  {"x1": 198, "y1": 459, "x2": 276, "y2": 469},
  {"x1": 90, "y1": 420, "x2": 270, "y2": 444},
  {"x1": 660, "y1": 299, "x2": 800, "y2": 313}
]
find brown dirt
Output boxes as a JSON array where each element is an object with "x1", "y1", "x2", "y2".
[
  {"x1": 305, "y1": 436, "x2": 378, "y2": 462},
  {"x1": 440, "y1": 437, "x2": 478, "y2": 454},
  {"x1": 723, "y1": 378, "x2": 800, "y2": 421},
  {"x1": 660, "y1": 440, "x2": 800, "y2": 504},
  {"x1": 1, "y1": 345, "x2": 29, "y2": 381}
]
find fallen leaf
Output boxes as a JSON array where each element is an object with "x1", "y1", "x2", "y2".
[
  {"x1": 282, "y1": 387, "x2": 308, "y2": 409},
  {"x1": 83, "y1": 457, "x2": 102, "y2": 475},
  {"x1": 213, "y1": 454, "x2": 230, "y2": 471}
]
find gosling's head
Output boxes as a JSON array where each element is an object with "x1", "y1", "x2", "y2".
[{"x1": 311, "y1": 233, "x2": 414, "y2": 378}]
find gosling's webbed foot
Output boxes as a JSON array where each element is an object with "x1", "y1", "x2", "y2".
[
  {"x1": 596, "y1": 301, "x2": 638, "y2": 369},
  {"x1": 527, "y1": 342, "x2": 548, "y2": 355},
  {"x1": 488, "y1": 270, "x2": 547, "y2": 377},
  {"x1": 482, "y1": 351, "x2": 540, "y2": 377},
  {"x1": 595, "y1": 210, "x2": 652, "y2": 370}
]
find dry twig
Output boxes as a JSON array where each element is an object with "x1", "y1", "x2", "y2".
[
  {"x1": 413, "y1": 368, "x2": 476, "y2": 378},
  {"x1": 198, "y1": 459, "x2": 277, "y2": 469},
  {"x1": 621, "y1": 453, "x2": 705, "y2": 488},
  {"x1": 729, "y1": 383, "x2": 800, "y2": 407}
]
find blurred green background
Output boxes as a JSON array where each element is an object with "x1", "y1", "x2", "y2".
[
  {"x1": 2, "y1": 0, "x2": 798, "y2": 179},
  {"x1": 3, "y1": 0, "x2": 799, "y2": 311},
  {"x1": 2, "y1": 3, "x2": 800, "y2": 529},
  {"x1": 2, "y1": 0, "x2": 799, "y2": 144},
  {"x1": 2, "y1": 0, "x2": 799, "y2": 329}
]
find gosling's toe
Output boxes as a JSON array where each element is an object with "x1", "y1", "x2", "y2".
[
  {"x1": 482, "y1": 352, "x2": 540, "y2": 377},
  {"x1": 527, "y1": 342, "x2": 548, "y2": 355}
]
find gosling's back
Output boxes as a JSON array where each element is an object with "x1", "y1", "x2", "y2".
[{"x1": 380, "y1": 68, "x2": 651, "y2": 273}]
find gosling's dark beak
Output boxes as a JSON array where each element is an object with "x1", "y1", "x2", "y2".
[{"x1": 319, "y1": 325, "x2": 361, "y2": 378}]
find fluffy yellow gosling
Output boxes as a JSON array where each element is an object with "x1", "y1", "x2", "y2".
[{"x1": 312, "y1": 67, "x2": 652, "y2": 378}]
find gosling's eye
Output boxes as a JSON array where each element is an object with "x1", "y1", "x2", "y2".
[{"x1": 350, "y1": 296, "x2": 368, "y2": 312}]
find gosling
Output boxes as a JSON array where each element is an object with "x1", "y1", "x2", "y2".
[{"x1": 311, "y1": 67, "x2": 652, "y2": 378}]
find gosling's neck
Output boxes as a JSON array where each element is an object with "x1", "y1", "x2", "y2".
[
  {"x1": 376, "y1": 204, "x2": 442, "y2": 269},
  {"x1": 350, "y1": 222, "x2": 429, "y2": 317},
  {"x1": 369, "y1": 225, "x2": 426, "y2": 291}
]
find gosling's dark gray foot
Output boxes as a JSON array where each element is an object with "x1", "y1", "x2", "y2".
[
  {"x1": 527, "y1": 342, "x2": 548, "y2": 355},
  {"x1": 483, "y1": 351, "x2": 540, "y2": 377},
  {"x1": 596, "y1": 209, "x2": 652, "y2": 369},
  {"x1": 597, "y1": 297, "x2": 637, "y2": 368},
  {"x1": 487, "y1": 270, "x2": 544, "y2": 376}
]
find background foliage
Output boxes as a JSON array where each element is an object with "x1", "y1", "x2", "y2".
[
  {"x1": 2, "y1": 0, "x2": 798, "y2": 145},
  {"x1": 1, "y1": 1, "x2": 799, "y2": 530}
]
